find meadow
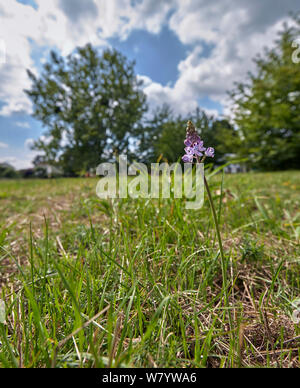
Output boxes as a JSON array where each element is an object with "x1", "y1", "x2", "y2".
[{"x1": 0, "y1": 170, "x2": 299, "y2": 368}]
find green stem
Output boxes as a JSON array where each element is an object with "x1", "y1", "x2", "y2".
[
  {"x1": 203, "y1": 175, "x2": 228, "y2": 307},
  {"x1": 203, "y1": 171, "x2": 235, "y2": 364}
]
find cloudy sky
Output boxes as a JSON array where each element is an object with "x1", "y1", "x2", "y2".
[{"x1": 0, "y1": 0, "x2": 299, "y2": 169}]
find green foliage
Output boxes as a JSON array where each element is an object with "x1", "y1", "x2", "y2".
[
  {"x1": 240, "y1": 237, "x2": 264, "y2": 263},
  {"x1": 0, "y1": 172, "x2": 299, "y2": 367},
  {"x1": 191, "y1": 109, "x2": 238, "y2": 165},
  {"x1": 25, "y1": 15, "x2": 300, "y2": 174},
  {"x1": 25, "y1": 44, "x2": 147, "y2": 176},
  {"x1": 230, "y1": 15, "x2": 300, "y2": 170},
  {"x1": 0, "y1": 163, "x2": 19, "y2": 179},
  {"x1": 141, "y1": 106, "x2": 236, "y2": 164}
]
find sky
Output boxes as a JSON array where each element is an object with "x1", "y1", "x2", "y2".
[{"x1": 0, "y1": 0, "x2": 299, "y2": 169}]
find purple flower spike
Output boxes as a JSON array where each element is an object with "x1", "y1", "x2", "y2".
[
  {"x1": 182, "y1": 120, "x2": 215, "y2": 163},
  {"x1": 205, "y1": 147, "x2": 215, "y2": 158}
]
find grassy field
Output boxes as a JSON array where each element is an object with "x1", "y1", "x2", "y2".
[{"x1": 0, "y1": 171, "x2": 299, "y2": 368}]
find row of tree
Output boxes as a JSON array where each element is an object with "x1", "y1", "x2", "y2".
[{"x1": 25, "y1": 15, "x2": 300, "y2": 175}]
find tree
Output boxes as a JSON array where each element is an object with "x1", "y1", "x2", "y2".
[
  {"x1": 0, "y1": 163, "x2": 19, "y2": 179},
  {"x1": 230, "y1": 15, "x2": 300, "y2": 170},
  {"x1": 25, "y1": 45, "x2": 147, "y2": 175},
  {"x1": 140, "y1": 105, "x2": 235, "y2": 164},
  {"x1": 190, "y1": 109, "x2": 237, "y2": 165},
  {"x1": 139, "y1": 104, "x2": 178, "y2": 163},
  {"x1": 211, "y1": 119, "x2": 241, "y2": 165}
]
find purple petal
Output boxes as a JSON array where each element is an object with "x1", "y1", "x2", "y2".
[
  {"x1": 184, "y1": 138, "x2": 193, "y2": 147},
  {"x1": 182, "y1": 154, "x2": 193, "y2": 163},
  {"x1": 205, "y1": 147, "x2": 215, "y2": 158},
  {"x1": 193, "y1": 149, "x2": 203, "y2": 157},
  {"x1": 184, "y1": 147, "x2": 194, "y2": 155},
  {"x1": 190, "y1": 134, "x2": 201, "y2": 144},
  {"x1": 193, "y1": 141, "x2": 206, "y2": 153}
]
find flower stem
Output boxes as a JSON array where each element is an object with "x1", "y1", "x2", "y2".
[
  {"x1": 203, "y1": 174, "x2": 228, "y2": 308},
  {"x1": 203, "y1": 170, "x2": 234, "y2": 361}
]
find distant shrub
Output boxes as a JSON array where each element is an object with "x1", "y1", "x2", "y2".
[{"x1": 0, "y1": 163, "x2": 19, "y2": 179}]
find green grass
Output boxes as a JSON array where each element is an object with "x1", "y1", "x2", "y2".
[{"x1": 0, "y1": 171, "x2": 299, "y2": 368}]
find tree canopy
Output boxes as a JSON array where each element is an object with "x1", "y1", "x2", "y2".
[
  {"x1": 139, "y1": 106, "x2": 235, "y2": 164},
  {"x1": 26, "y1": 44, "x2": 147, "y2": 175},
  {"x1": 230, "y1": 15, "x2": 300, "y2": 170},
  {"x1": 25, "y1": 16, "x2": 300, "y2": 175}
]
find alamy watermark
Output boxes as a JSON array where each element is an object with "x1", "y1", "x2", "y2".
[
  {"x1": 292, "y1": 38, "x2": 300, "y2": 64},
  {"x1": 95, "y1": 156, "x2": 204, "y2": 210},
  {"x1": 0, "y1": 39, "x2": 6, "y2": 65}
]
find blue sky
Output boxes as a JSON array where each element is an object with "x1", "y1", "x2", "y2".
[
  {"x1": 0, "y1": 0, "x2": 299, "y2": 169},
  {"x1": 16, "y1": 0, "x2": 38, "y2": 9},
  {"x1": 109, "y1": 27, "x2": 191, "y2": 87}
]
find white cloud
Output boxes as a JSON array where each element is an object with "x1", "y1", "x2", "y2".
[
  {"x1": 139, "y1": 74, "x2": 198, "y2": 115},
  {"x1": 0, "y1": 156, "x2": 16, "y2": 164},
  {"x1": 0, "y1": 141, "x2": 8, "y2": 149},
  {"x1": 0, "y1": 38, "x2": 6, "y2": 65},
  {"x1": 0, "y1": 0, "x2": 104, "y2": 116},
  {"x1": 25, "y1": 138, "x2": 35, "y2": 149},
  {"x1": 0, "y1": 0, "x2": 173, "y2": 116},
  {"x1": 15, "y1": 121, "x2": 30, "y2": 128},
  {"x1": 0, "y1": 148, "x2": 40, "y2": 169},
  {"x1": 0, "y1": 155, "x2": 34, "y2": 170},
  {"x1": 139, "y1": 0, "x2": 299, "y2": 115},
  {"x1": 0, "y1": 0, "x2": 299, "y2": 118}
]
